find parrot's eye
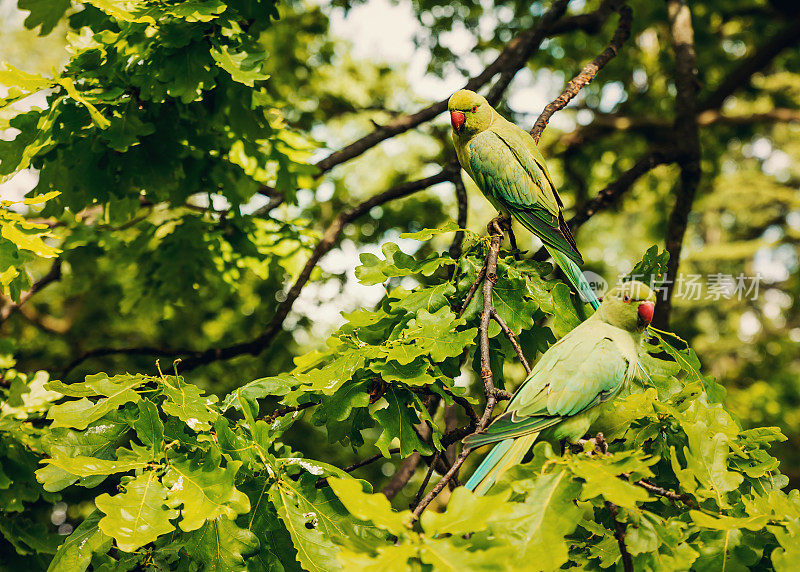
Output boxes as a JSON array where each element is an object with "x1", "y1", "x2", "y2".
[
  {"x1": 471, "y1": 105, "x2": 477, "y2": 112},
  {"x1": 623, "y1": 295, "x2": 631, "y2": 303}
]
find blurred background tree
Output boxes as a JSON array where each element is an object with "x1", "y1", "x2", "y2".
[{"x1": 0, "y1": 0, "x2": 798, "y2": 532}]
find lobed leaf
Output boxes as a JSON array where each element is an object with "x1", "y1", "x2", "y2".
[{"x1": 96, "y1": 471, "x2": 178, "y2": 552}]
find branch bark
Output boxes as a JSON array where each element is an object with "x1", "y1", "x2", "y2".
[
  {"x1": 0, "y1": 258, "x2": 63, "y2": 324},
  {"x1": 568, "y1": 149, "x2": 678, "y2": 230},
  {"x1": 636, "y1": 479, "x2": 695, "y2": 506},
  {"x1": 382, "y1": 398, "x2": 438, "y2": 500},
  {"x1": 532, "y1": 148, "x2": 679, "y2": 261},
  {"x1": 315, "y1": 448, "x2": 401, "y2": 488},
  {"x1": 531, "y1": 4, "x2": 633, "y2": 143},
  {"x1": 262, "y1": 401, "x2": 316, "y2": 424},
  {"x1": 654, "y1": 0, "x2": 701, "y2": 329},
  {"x1": 581, "y1": 107, "x2": 800, "y2": 132},
  {"x1": 448, "y1": 175, "x2": 469, "y2": 261},
  {"x1": 606, "y1": 501, "x2": 634, "y2": 572},
  {"x1": 557, "y1": 15, "x2": 800, "y2": 158},
  {"x1": 491, "y1": 309, "x2": 531, "y2": 375},
  {"x1": 484, "y1": 0, "x2": 570, "y2": 106}
]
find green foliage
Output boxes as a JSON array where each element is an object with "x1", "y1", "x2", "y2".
[
  {"x1": 1, "y1": 0, "x2": 799, "y2": 569},
  {"x1": 0, "y1": 193, "x2": 60, "y2": 301},
  {"x1": 626, "y1": 245, "x2": 670, "y2": 287},
  {"x1": 0, "y1": 230, "x2": 796, "y2": 570}
]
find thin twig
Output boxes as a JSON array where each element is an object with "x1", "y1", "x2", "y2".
[
  {"x1": 316, "y1": 448, "x2": 401, "y2": 488},
  {"x1": 491, "y1": 309, "x2": 532, "y2": 375},
  {"x1": 606, "y1": 501, "x2": 634, "y2": 572},
  {"x1": 407, "y1": 386, "x2": 480, "y2": 438},
  {"x1": 636, "y1": 479, "x2": 695, "y2": 506},
  {"x1": 0, "y1": 258, "x2": 63, "y2": 324},
  {"x1": 262, "y1": 401, "x2": 316, "y2": 424},
  {"x1": 443, "y1": 403, "x2": 459, "y2": 478},
  {"x1": 383, "y1": 394, "x2": 442, "y2": 499},
  {"x1": 531, "y1": 4, "x2": 633, "y2": 143},
  {"x1": 458, "y1": 267, "x2": 486, "y2": 317},
  {"x1": 410, "y1": 451, "x2": 440, "y2": 509},
  {"x1": 448, "y1": 175, "x2": 469, "y2": 261},
  {"x1": 449, "y1": 392, "x2": 480, "y2": 429},
  {"x1": 346, "y1": 450, "x2": 398, "y2": 472}
]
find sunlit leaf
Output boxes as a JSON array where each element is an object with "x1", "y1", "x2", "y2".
[{"x1": 96, "y1": 471, "x2": 178, "y2": 551}]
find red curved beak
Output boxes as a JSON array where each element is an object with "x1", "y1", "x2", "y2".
[
  {"x1": 637, "y1": 301, "x2": 655, "y2": 325},
  {"x1": 450, "y1": 110, "x2": 465, "y2": 133}
]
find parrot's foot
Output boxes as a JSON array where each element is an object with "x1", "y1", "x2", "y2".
[
  {"x1": 487, "y1": 214, "x2": 512, "y2": 236},
  {"x1": 572, "y1": 433, "x2": 608, "y2": 456}
]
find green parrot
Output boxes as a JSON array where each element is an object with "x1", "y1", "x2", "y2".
[
  {"x1": 463, "y1": 280, "x2": 656, "y2": 495},
  {"x1": 448, "y1": 89, "x2": 600, "y2": 309}
]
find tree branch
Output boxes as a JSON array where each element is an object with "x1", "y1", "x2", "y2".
[
  {"x1": 580, "y1": 107, "x2": 800, "y2": 132},
  {"x1": 448, "y1": 175, "x2": 469, "y2": 261},
  {"x1": 382, "y1": 397, "x2": 438, "y2": 500},
  {"x1": 262, "y1": 401, "x2": 316, "y2": 424},
  {"x1": 606, "y1": 501, "x2": 634, "y2": 572},
  {"x1": 316, "y1": 0, "x2": 574, "y2": 173},
  {"x1": 0, "y1": 258, "x2": 63, "y2": 324},
  {"x1": 345, "y1": 448, "x2": 399, "y2": 472},
  {"x1": 556, "y1": 15, "x2": 800, "y2": 160},
  {"x1": 568, "y1": 148, "x2": 678, "y2": 230},
  {"x1": 698, "y1": 16, "x2": 800, "y2": 112},
  {"x1": 484, "y1": 0, "x2": 570, "y2": 106},
  {"x1": 654, "y1": 0, "x2": 701, "y2": 329},
  {"x1": 491, "y1": 309, "x2": 532, "y2": 375},
  {"x1": 636, "y1": 479, "x2": 695, "y2": 506},
  {"x1": 316, "y1": 448, "x2": 401, "y2": 488},
  {"x1": 531, "y1": 3, "x2": 633, "y2": 143},
  {"x1": 61, "y1": 170, "x2": 455, "y2": 377},
  {"x1": 253, "y1": 185, "x2": 285, "y2": 216},
  {"x1": 548, "y1": 0, "x2": 623, "y2": 36},
  {"x1": 458, "y1": 267, "x2": 486, "y2": 317},
  {"x1": 180, "y1": 169, "x2": 458, "y2": 371},
  {"x1": 532, "y1": 148, "x2": 679, "y2": 261},
  {"x1": 411, "y1": 221, "x2": 506, "y2": 520}
]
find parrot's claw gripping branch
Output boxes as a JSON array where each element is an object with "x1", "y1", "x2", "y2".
[{"x1": 572, "y1": 432, "x2": 608, "y2": 455}]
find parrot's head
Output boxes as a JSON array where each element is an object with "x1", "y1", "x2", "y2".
[
  {"x1": 599, "y1": 280, "x2": 657, "y2": 332},
  {"x1": 448, "y1": 89, "x2": 492, "y2": 138}
]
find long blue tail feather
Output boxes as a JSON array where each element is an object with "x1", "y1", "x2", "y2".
[
  {"x1": 547, "y1": 246, "x2": 601, "y2": 310},
  {"x1": 464, "y1": 439, "x2": 513, "y2": 492}
]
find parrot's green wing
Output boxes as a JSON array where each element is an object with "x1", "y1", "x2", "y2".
[
  {"x1": 463, "y1": 335, "x2": 628, "y2": 448},
  {"x1": 467, "y1": 127, "x2": 582, "y2": 264}
]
